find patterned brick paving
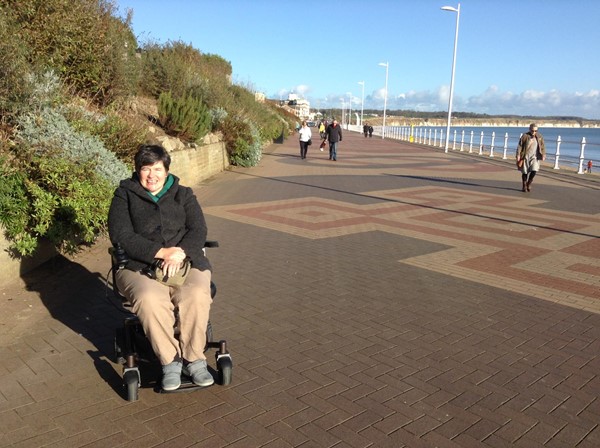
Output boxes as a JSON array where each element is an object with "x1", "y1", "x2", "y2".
[{"x1": 1, "y1": 130, "x2": 599, "y2": 447}]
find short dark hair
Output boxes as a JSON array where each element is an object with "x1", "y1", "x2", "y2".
[{"x1": 134, "y1": 145, "x2": 171, "y2": 173}]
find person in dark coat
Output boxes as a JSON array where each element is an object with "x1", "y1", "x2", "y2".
[
  {"x1": 108, "y1": 145, "x2": 214, "y2": 391},
  {"x1": 324, "y1": 118, "x2": 343, "y2": 161}
]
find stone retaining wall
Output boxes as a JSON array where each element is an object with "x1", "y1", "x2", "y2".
[
  {"x1": 0, "y1": 141, "x2": 229, "y2": 286},
  {"x1": 169, "y1": 140, "x2": 229, "y2": 187}
]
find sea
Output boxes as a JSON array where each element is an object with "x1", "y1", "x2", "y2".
[{"x1": 395, "y1": 126, "x2": 600, "y2": 169}]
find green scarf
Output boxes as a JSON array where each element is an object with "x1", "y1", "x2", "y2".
[{"x1": 147, "y1": 174, "x2": 174, "y2": 202}]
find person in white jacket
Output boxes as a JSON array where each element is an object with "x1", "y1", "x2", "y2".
[{"x1": 298, "y1": 120, "x2": 312, "y2": 159}]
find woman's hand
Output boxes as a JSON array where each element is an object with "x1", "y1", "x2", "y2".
[
  {"x1": 162, "y1": 259, "x2": 183, "y2": 278},
  {"x1": 155, "y1": 247, "x2": 187, "y2": 278},
  {"x1": 155, "y1": 247, "x2": 186, "y2": 263}
]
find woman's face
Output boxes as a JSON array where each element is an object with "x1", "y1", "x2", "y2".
[{"x1": 139, "y1": 161, "x2": 167, "y2": 194}]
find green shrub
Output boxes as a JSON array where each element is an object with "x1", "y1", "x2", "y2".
[
  {"x1": 219, "y1": 115, "x2": 262, "y2": 167},
  {"x1": 65, "y1": 102, "x2": 147, "y2": 163},
  {"x1": 4, "y1": 0, "x2": 139, "y2": 105},
  {"x1": 138, "y1": 42, "x2": 232, "y2": 100},
  {"x1": 158, "y1": 91, "x2": 211, "y2": 142},
  {"x1": 25, "y1": 70, "x2": 64, "y2": 111},
  {"x1": 209, "y1": 107, "x2": 228, "y2": 131},
  {"x1": 17, "y1": 107, "x2": 130, "y2": 186},
  {"x1": 0, "y1": 7, "x2": 33, "y2": 116},
  {"x1": 92, "y1": 109, "x2": 147, "y2": 162},
  {"x1": 0, "y1": 155, "x2": 113, "y2": 256},
  {"x1": 245, "y1": 121, "x2": 263, "y2": 166},
  {"x1": 139, "y1": 41, "x2": 203, "y2": 99},
  {"x1": 0, "y1": 160, "x2": 32, "y2": 253}
]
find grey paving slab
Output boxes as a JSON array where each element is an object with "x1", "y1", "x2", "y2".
[{"x1": 1, "y1": 129, "x2": 599, "y2": 447}]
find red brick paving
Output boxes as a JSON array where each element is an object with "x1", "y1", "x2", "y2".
[{"x1": 1, "y1": 129, "x2": 599, "y2": 447}]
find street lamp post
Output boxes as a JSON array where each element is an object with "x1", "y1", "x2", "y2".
[
  {"x1": 358, "y1": 81, "x2": 365, "y2": 127},
  {"x1": 340, "y1": 98, "x2": 345, "y2": 125},
  {"x1": 378, "y1": 62, "x2": 389, "y2": 139},
  {"x1": 441, "y1": 3, "x2": 460, "y2": 153},
  {"x1": 347, "y1": 92, "x2": 352, "y2": 129}
]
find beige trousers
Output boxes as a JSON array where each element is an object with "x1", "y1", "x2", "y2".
[{"x1": 116, "y1": 267, "x2": 212, "y2": 365}]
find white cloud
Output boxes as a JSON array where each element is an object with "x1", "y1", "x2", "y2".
[{"x1": 293, "y1": 84, "x2": 310, "y2": 97}]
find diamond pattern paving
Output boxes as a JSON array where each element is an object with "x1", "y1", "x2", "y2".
[{"x1": 206, "y1": 186, "x2": 600, "y2": 312}]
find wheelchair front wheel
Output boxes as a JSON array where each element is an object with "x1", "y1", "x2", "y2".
[
  {"x1": 217, "y1": 356, "x2": 232, "y2": 386},
  {"x1": 124, "y1": 370, "x2": 139, "y2": 402}
]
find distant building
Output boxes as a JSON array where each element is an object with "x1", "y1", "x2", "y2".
[{"x1": 286, "y1": 94, "x2": 310, "y2": 119}]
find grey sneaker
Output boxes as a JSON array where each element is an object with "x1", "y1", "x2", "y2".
[
  {"x1": 162, "y1": 361, "x2": 183, "y2": 391},
  {"x1": 183, "y1": 359, "x2": 214, "y2": 386}
]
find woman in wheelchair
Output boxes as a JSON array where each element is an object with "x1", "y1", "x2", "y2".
[{"x1": 108, "y1": 144, "x2": 214, "y2": 391}]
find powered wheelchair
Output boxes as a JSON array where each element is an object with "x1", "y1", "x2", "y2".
[{"x1": 108, "y1": 241, "x2": 232, "y2": 402}]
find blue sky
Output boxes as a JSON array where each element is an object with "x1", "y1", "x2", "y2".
[{"x1": 115, "y1": 0, "x2": 600, "y2": 119}]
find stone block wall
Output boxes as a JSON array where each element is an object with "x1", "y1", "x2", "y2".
[{"x1": 170, "y1": 140, "x2": 229, "y2": 186}]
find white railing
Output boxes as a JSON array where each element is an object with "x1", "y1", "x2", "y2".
[{"x1": 361, "y1": 125, "x2": 599, "y2": 174}]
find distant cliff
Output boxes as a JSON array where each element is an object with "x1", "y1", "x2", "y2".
[{"x1": 365, "y1": 116, "x2": 600, "y2": 128}]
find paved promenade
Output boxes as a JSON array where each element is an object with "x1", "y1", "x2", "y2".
[{"x1": 1, "y1": 129, "x2": 600, "y2": 447}]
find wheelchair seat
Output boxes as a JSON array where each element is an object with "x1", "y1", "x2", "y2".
[{"x1": 108, "y1": 241, "x2": 232, "y2": 401}]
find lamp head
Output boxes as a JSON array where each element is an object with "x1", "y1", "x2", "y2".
[{"x1": 441, "y1": 6, "x2": 458, "y2": 12}]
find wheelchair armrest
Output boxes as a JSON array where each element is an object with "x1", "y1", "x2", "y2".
[{"x1": 204, "y1": 240, "x2": 219, "y2": 248}]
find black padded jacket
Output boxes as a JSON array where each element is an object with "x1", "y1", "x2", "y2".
[{"x1": 108, "y1": 173, "x2": 211, "y2": 273}]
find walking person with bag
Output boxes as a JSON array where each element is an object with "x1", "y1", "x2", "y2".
[
  {"x1": 324, "y1": 118, "x2": 343, "y2": 161},
  {"x1": 298, "y1": 120, "x2": 312, "y2": 159},
  {"x1": 516, "y1": 123, "x2": 546, "y2": 192}
]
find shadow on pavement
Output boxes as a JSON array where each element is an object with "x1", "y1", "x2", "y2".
[{"x1": 20, "y1": 252, "x2": 127, "y2": 397}]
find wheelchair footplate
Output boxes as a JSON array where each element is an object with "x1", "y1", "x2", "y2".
[{"x1": 158, "y1": 373, "x2": 215, "y2": 394}]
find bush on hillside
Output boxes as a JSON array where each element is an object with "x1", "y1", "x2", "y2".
[
  {"x1": 4, "y1": 0, "x2": 139, "y2": 105},
  {"x1": 140, "y1": 41, "x2": 205, "y2": 99},
  {"x1": 66, "y1": 101, "x2": 148, "y2": 163},
  {"x1": 17, "y1": 107, "x2": 130, "y2": 186},
  {"x1": 209, "y1": 107, "x2": 228, "y2": 130},
  {"x1": 0, "y1": 155, "x2": 113, "y2": 256},
  {"x1": 219, "y1": 115, "x2": 262, "y2": 167},
  {"x1": 0, "y1": 8, "x2": 33, "y2": 117},
  {"x1": 158, "y1": 91, "x2": 212, "y2": 142},
  {"x1": 136, "y1": 37, "x2": 294, "y2": 166}
]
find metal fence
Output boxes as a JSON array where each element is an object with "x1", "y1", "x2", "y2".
[{"x1": 350, "y1": 125, "x2": 599, "y2": 174}]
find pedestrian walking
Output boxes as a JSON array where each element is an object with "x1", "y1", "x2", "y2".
[
  {"x1": 298, "y1": 120, "x2": 312, "y2": 159},
  {"x1": 319, "y1": 121, "x2": 326, "y2": 139},
  {"x1": 587, "y1": 160, "x2": 592, "y2": 173},
  {"x1": 516, "y1": 123, "x2": 546, "y2": 192},
  {"x1": 324, "y1": 118, "x2": 343, "y2": 161}
]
